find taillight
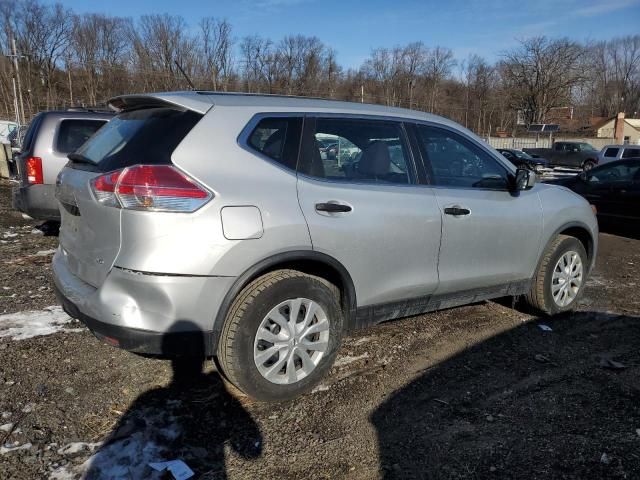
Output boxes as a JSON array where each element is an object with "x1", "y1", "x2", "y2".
[
  {"x1": 90, "y1": 165, "x2": 212, "y2": 213},
  {"x1": 26, "y1": 157, "x2": 43, "y2": 184}
]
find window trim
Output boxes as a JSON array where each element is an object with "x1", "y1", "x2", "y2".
[
  {"x1": 53, "y1": 118, "x2": 108, "y2": 155},
  {"x1": 237, "y1": 112, "x2": 304, "y2": 175},
  {"x1": 411, "y1": 121, "x2": 515, "y2": 191},
  {"x1": 298, "y1": 113, "x2": 420, "y2": 186}
]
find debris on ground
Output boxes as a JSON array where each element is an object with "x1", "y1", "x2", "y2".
[
  {"x1": 598, "y1": 357, "x2": 627, "y2": 370},
  {"x1": 149, "y1": 460, "x2": 195, "y2": 480}
]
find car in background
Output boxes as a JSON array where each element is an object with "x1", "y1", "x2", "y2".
[
  {"x1": 548, "y1": 158, "x2": 640, "y2": 226},
  {"x1": 598, "y1": 144, "x2": 640, "y2": 164},
  {"x1": 496, "y1": 148, "x2": 548, "y2": 172},
  {"x1": 524, "y1": 141, "x2": 599, "y2": 171},
  {"x1": 53, "y1": 91, "x2": 598, "y2": 402},
  {"x1": 12, "y1": 109, "x2": 112, "y2": 220}
]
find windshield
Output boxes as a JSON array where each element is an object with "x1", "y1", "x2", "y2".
[
  {"x1": 580, "y1": 143, "x2": 596, "y2": 151},
  {"x1": 74, "y1": 107, "x2": 202, "y2": 171}
]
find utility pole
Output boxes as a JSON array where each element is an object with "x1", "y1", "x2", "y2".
[
  {"x1": 10, "y1": 36, "x2": 26, "y2": 125},
  {"x1": 408, "y1": 79, "x2": 415, "y2": 110},
  {"x1": 360, "y1": 84, "x2": 364, "y2": 103},
  {"x1": 11, "y1": 77, "x2": 19, "y2": 125},
  {"x1": 66, "y1": 56, "x2": 74, "y2": 106}
]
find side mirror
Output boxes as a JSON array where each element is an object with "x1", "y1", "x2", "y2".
[{"x1": 514, "y1": 167, "x2": 536, "y2": 191}]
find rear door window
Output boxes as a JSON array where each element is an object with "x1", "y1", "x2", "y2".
[
  {"x1": 56, "y1": 119, "x2": 107, "y2": 154},
  {"x1": 299, "y1": 117, "x2": 413, "y2": 184},
  {"x1": 74, "y1": 108, "x2": 203, "y2": 171}
]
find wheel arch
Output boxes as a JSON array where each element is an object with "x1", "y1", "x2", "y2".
[
  {"x1": 540, "y1": 222, "x2": 596, "y2": 274},
  {"x1": 212, "y1": 251, "x2": 357, "y2": 347}
]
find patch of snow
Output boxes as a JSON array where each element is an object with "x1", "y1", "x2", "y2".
[
  {"x1": 312, "y1": 384, "x2": 331, "y2": 393},
  {"x1": 333, "y1": 352, "x2": 370, "y2": 368},
  {"x1": 0, "y1": 306, "x2": 78, "y2": 341},
  {"x1": 0, "y1": 423, "x2": 13, "y2": 432},
  {"x1": 33, "y1": 249, "x2": 57, "y2": 257},
  {"x1": 0, "y1": 442, "x2": 32, "y2": 454},
  {"x1": 50, "y1": 408, "x2": 183, "y2": 480},
  {"x1": 57, "y1": 441, "x2": 102, "y2": 456},
  {"x1": 2, "y1": 232, "x2": 18, "y2": 239}
]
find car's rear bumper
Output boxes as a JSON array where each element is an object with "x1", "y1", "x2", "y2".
[
  {"x1": 52, "y1": 250, "x2": 234, "y2": 356},
  {"x1": 12, "y1": 184, "x2": 60, "y2": 221}
]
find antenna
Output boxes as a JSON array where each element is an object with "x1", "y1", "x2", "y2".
[{"x1": 174, "y1": 61, "x2": 195, "y2": 90}]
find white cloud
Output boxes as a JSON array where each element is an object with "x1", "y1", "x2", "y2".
[{"x1": 576, "y1": 0, "x2": 640, "y2": 16}]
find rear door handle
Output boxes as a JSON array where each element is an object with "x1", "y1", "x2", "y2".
[
  {"x1": 444, "y1": 206, "x2": 470, "y2": 216},
  {"x1": 315, "y1": 202, "x2": 352, "y2": 213}
]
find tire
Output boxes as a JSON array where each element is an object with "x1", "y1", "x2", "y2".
[
  {"x1": 217, "y1": 269, "x2": 343, "y2": 402},
  {"x1": 583, "y1": 160, "x2": 596, "y2": 171},
  {"x1": 524, "y1": 235, "x2": 588, "y2": 315}
]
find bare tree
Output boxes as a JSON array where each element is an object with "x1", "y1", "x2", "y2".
[
  {"x1": 500, "y1": 37, "x2": 586, "y2": 125},
  {"x1": 199, "y1": 17, "x2": 234, "y2": 91}
]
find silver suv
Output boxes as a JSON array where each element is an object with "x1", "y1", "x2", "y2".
[
  {"x1": 12, "y1": 109, "x2": 112, "y2": 220},
  {"x1": 53, "y1": 92, "x2": 598, "y2": 401}
]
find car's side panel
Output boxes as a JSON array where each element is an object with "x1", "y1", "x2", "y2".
[
  {"x1": 297, "y1": 175, "x2": 442, "y2": 307},
  {"x1": 115, "y1": 105, "x2": 313, "y2": 277}
]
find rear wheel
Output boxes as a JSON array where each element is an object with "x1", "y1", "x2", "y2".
[
  {"x1": 524, "y1": 235, "x2": 588, "y2": 315},
  {"x1": 217, "y1": 270, "x2": 343, "y2": 402}
]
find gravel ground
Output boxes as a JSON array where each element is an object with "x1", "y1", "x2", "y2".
[{"x1": 1, "y1": 178, "x2": 639, "y2": 479}]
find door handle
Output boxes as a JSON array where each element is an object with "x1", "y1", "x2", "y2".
[
  {"x1": 315, "y1": 202, "x2": 352, "y2": 213},
  {"x1": 444, "y1": 206, "x2": 470, "y2": 216}
]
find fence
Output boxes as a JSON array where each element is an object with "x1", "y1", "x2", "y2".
[{"x1": 486, "y1": 137, "x2": 615, "y2": 151}]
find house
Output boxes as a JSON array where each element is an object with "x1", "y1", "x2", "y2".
[{"x1": 595, "y1": 113, "x2": 640, "y2": 144}]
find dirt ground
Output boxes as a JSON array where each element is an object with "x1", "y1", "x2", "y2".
[{"x1": 1, "y1": 177, "x2": 639, "y2": 479}]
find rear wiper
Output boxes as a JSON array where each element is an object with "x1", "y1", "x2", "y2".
[{"x1": 67, "y1": 152, "x2": 95, "y2": 164}]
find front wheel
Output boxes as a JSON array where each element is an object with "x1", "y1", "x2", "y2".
[
  {"x1": 217, "y1": 270, "x2": 343, "y2": 402},
  {"x1": 582, "y1": 160, "x2": 596, "y2": 171},
  {"x1": 524, "y1": 235, "x2": 588, "y2": 315}
]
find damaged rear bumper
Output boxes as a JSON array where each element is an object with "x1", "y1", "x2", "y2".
[{"x1": 52, "y1": 250, "x2": 234, "y2": 356}]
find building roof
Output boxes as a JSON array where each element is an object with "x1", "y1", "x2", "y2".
[{"x1": 626, "y1": 119, "x2": 640, "y2": 130}]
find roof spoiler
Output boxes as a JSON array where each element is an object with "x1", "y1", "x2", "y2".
[{"x1": 108, "y1": 93, "x2": 212, "y2": 114}]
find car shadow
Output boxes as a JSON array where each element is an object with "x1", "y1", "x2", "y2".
[
  {"x1": 83, "y1": 321, "x2": 262, "y2": 479},
  {"x1": 598, "y1": 220, "x2": 640, "y2": 241},
  {"x1": 371, "y1": 311, "x2": 640, "y2": 479}
]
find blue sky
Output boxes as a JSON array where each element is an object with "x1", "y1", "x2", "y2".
[{"x1": 59, "y1": 0, "x2": 640, "y2": 68}]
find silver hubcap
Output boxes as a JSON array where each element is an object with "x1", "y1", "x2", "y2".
[
  {"x1": 253, "y1": 298, "x2": 330, "y2": 385},
  {"x1": 551, "y1": 251, "x2": 583, "y2": 307}
]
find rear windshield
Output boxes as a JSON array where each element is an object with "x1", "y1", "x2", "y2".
[
  {"x1": 56, "y1": 119, "x2": 107, "y2": 154},
  {"x1": 74, "y1": 108, "x2": 203, "y2": 171}
]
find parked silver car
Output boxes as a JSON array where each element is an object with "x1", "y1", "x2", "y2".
[
  {"x1": 53, "y1": 92, "x2": 598, "y2": 401},
  {"x1": 598, "y1": 144, "x2": 640, "y2": 164},
  {"x1": 12, "y1": 109, "x2": 112, "y2": 220}
]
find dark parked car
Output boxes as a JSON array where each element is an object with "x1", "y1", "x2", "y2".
[
  {"x1": 549, "y1": 158, "x2": 640, "y2": 225},
  {"x1": 524, "y1": 141, "x2": 599, "y2": 171},
  {"x1": 496, "y1": 148, "x2": 548, "y2": 172}
]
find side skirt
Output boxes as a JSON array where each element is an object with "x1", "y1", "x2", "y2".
[{"x1": 352, "y1": 280, "x2": 531, "y2": 331}]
